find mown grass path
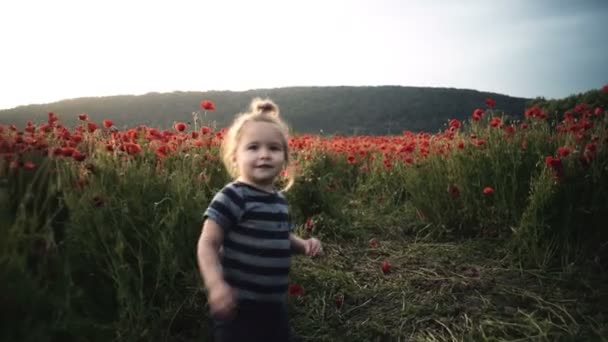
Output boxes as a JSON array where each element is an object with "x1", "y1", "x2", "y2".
[{"x1": 287, "y1": 237, "x2": 607, "y2": 341}]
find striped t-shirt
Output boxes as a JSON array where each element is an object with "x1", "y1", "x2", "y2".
[{"x1": 203, "y1": 181, "x2": 293, "y2": 302}]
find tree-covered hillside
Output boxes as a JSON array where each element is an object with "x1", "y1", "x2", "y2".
[{"x1": 0, "y1": 86, "x2": 529, "y2": 134}]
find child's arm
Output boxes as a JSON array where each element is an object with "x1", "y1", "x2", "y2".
[
  {"x1": 290, "y1": 233, "x2": 323, "y2": 256},
  {"x1": 197, "y1": 219, "x2": 224, "y2": 289},
  {"x1": 290, "y1": 233, "x2": 307, "y2": 255},
  {"x1": 197, "y1": 219, "x2": 235, "y2": 318}
]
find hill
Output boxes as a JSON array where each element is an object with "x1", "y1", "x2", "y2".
[{"x1": 0, "y1": 86, "x2": 529, "y2": 134}]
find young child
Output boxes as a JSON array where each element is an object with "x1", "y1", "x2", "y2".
[{"x1": 197, "y1": 98, "x2": 323, "y2": 342}]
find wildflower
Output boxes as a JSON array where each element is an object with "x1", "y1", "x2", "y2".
[
  {"x1": 545, "y1": 156, "x2": 563, "y2": 179},
  {"x1": 73, "y1": 151, "x2": 86, "y2": 162},
  {"x1": 474, "y1": 139, "x2": 485, "y2": 147},
  {"x1": 472, "y1": 109, "x2": 484, "y2": 121},
  {"x1": 448, "y1": 119, "x2": 461, "y2": 129},
  {"x1": 78, "y1": 113, "x2": 88, "y2": 121},
  {"x1": 174, "y1": 122, "x2": 187, "y2": 132},
  {"x1": 23, "y1": 161, "x2": 36, "y2": 170},
  {"x1": 335, "y1": 294, "x2": 344, "y2": 309},
  {"x1": 369, "y1": 238, "x2": 379, "y2": 248},
  {"x1": 557, "y1": 146, "x2": 571, "y2": 157},
  {"x1": 485, "y1": 98, "x2": 496, "y2": 108},
  {"x1": 305, "y1": 218, "x2": 314, "y2": 232},
  {"x1": 103, "y1": 120, "x2": 113, "y2": 129},
  {"x1": 200, "y1": 100, "x2": 215, "y2": 111},
  {"x1": 155, "y1": 145, "x2": 170, "y2": 158},
  {"x1": 525, "y1": 106, "x2": 547, "y2": 120},
  {"x1": 381, "y1": 261, "x2": 391, "y2": 274},
  {"x1": 490, "y1": 117, "x2": 502, "y2": 128},
  {"x1": 503, "y1": 125, "x2": 515, "y2": 135},
  {"x1": 347, "y1": 155, "x2": 356, "y2": 164},
  {"x1": 48, "y1": 112, "x2": 59, "y2": 123},
  {"x1": 288, "y1": 284, "x2": 305, "y2": 297},
  {"x1": 483, "y1": 187, "x2": 494, "y2": 195},
  {"x1": 123, "y1": 142, "x2": 142, "y2": 155},
  {"x1": 87, "y1": 122, "x2": 98, "y2": 133},
  {"x1": 61, "y1": 147, "x2": 76, "y2": 157},
  {"x1": 201, "y1": 126, "x2": 213, "y2": 135}
]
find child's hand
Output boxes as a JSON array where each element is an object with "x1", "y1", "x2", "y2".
[
  {"x1": 208, "y1": 281, "x2": 236, "y2": 319},
  {"x1": 304, "y1": 238, "x2": 323, "y2": 257}
]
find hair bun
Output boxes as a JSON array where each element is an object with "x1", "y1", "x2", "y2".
[{"x1": 250, "y1": 98, "x2": 280, "y2": 117}]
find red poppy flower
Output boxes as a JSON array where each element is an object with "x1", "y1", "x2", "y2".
[
  {"x1": 87, "y1": 122, "x2": 98, "y2": 133},
  {"x1": 73, "y1": 151, "x2": 86, "y2": 162},
  {"x1": 201, "y1": 126, "x2": 213, "y2": 135},
  {"x1": 334, "y1": 294, "x2": 344, "y2": 309},
  {"x1": 593, "y1": 107, "x2": 602, "y2": 116},
  {"x1": 602, "y1": 84, "x2": 608, "y2": 95},
  {"x1": 347, "y1": 155, "x2": 356, "y2": 164},
  {"x1": 449, "y1": 119, "x2": 461, "y2": 129},
  {"x1": 305, "y1": 218, "x2": 314, "y2": 232},
  {"x1": 483, "y1": 187, "x2": 494, "y2": 195},
  {"x1": 369, "y1": 238, "x2": 379, "y2": 248},
  {"x1": 472, "y1": 109, "x2": 484, "y2": 121},
  {"x1": 503, "y1": 125, "x2": 515, "y2": 135},
  {"x1": 381, "y1": 261, "x2": 391, "y2": 274},
  {"x1": 61, "y1": 147, "x2": 76, "y2": 157},
  {"x1": 557, "y1": 146, "x2": 571, "y2": 157},
  {"x1": 23, "y1": 161, "x2": 36, "y2": 170},
  {"x1": 123, "y1": 142, "x2": 142, "y2": 155},
  {"x1": 485, "y1": 98, "x2": 496, "y2": 108},
  {"x1": 200, "y1": 100, "x2": 215, "y2": 111},
  {"x1": 545, "y1": 156, "x2": 560, "y2": 167},
  {"x1": 288, "y1": 283, "x2": 305, "y2": 297},
  {"x1": 103, "y1": 120, "x2": 113, "y2": 129},
  {"x1": 48, "y1": 112, "x2": 59, "y2": 123},
  {"x1": 78, "y1": 113, "x2": 88, "y2": 121},
  {"x1": 174, "y1": 122, "x2": 187, "y2": 132},
  {"x1": 545, "y1": 156, "x2": 563, "y2": 179},
  {"x1": 490, "y1": 117, "x2": 502, "y2": 128}
]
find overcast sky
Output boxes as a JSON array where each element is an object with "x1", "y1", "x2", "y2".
[{"x1": 0, "y1": 0, "x2": 606, "y2": 110}]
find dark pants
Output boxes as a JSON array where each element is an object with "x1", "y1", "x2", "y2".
[{"x1": 212, "y1": 300, "x2": 293, "y2": 342}]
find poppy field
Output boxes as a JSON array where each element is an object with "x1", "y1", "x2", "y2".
[{"x1": 1, "y1": 88, "x2": 608, "y2": 341}]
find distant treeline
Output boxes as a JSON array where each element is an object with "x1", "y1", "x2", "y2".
[{"x1": 1, "y1": 86, "x2": 536, "y2": 134}]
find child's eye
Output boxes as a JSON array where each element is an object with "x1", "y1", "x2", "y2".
[
  {"x1": 270, "y1": 146, "x2": 281, "y2": 151},
  {"x1": 247, "y1": 145, "x2": 258, "y2": 150}
]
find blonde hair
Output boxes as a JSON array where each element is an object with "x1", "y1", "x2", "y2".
[{"x1": 220, "y1": 97, "x2": 295, "y2": 190}]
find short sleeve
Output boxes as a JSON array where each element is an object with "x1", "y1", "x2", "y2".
[
  {"x1": 203, "y1": 184, "x2": 245, "y2": 231},
  {"x1": 280, "y1": 191, "x2": 295, "y2": 232}
]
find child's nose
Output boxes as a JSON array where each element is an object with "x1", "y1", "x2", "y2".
[{"x1": 260, "y1": 148, "x2": 271, "y2": 158}]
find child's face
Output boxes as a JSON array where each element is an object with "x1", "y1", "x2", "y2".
[{"x1": 234, "y1": 121, "x2": 286, "y2": 190}]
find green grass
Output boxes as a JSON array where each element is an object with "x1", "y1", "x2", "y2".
[{"x1": 287, "y1": 235, "x2": 607, "y2": 341}]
